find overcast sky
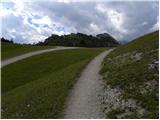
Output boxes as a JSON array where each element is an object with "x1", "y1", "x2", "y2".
[{"x1": 1, "y1": 0, "x2": 159, "y2": 43}]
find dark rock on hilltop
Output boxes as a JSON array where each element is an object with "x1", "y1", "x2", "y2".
[{"x1": 38, "y1": 33, "x2": 119, "y2": 47}]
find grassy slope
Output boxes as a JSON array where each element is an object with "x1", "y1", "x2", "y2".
[
  {"x1": 1, "y1": 42, "x2": 54, "y2": 59},
  {"x1": 2, "y1": 48, "x2": 107, "y2": 118},
  {"x1": 101, "y1": 31, "x2": 159, "y2": 118}
]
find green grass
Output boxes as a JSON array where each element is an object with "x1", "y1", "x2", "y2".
[
  {"x1": 101, "y1": 31, "x2": 159, "y2": 119},
  {"x1": 1, "y1": 42, "x2": 54, "y2": 59},
  {"x1": 2, "y1": 48, "x2": 107, "y2": 118},
  {"x1": 108, "y1": 31, "x2": 158, "y2": 56}
]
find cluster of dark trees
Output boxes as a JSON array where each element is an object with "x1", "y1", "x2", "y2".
[
  {"x1": 1, "y1": 37, "x2": 14, "y2": 43},
  {"x1": 38, "y1": 33, "x2": 119, "y2": 47}
]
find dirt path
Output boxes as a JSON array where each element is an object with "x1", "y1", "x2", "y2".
[
  {"x1": 63, "y1": 49, "x2": 113, "y2": 119},
  {"x1": 1, "y1": 47, "x2": 78, "y2": 68}
]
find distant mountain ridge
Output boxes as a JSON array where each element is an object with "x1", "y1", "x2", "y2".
[{"x1": 38, "y1": 33, "x2": 119, "y2": 47}]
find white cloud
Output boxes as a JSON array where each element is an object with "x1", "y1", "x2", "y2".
[
  {"x1": 95, "y1": 3, "x2": 106, "y2": 13},
  {"x1": 150, "y1": 16, "x2": 159, "y2": 31},
  {"x1": 141, "y1": 22, "x2": 148, "y2": 26},
  {"x1": 90, "y1": 22, "x2": 100, "y2": 33},
  {"x1": 95, "y1": 3, "x2": 128, "y2": 39},
  {"x1": 12, "y1": 0, "x2": 25, "y2": 11},
  {"x1": 27, "y1": 34, "x2": 47, "y2": 43},
  {"x1": 1, "y1": 1, "x2": 69, "y2": 43},
  {"x1": 1, "y1": 1, "x2": 159, "y2": 43},
  {"x1": 31, "y1": 16, "x2": 53, "y2": 26},
  {"x1": 58, "y1": 0, "x2": 71, "y2": 3},
  {"x1": 0, "y1": 8, "x2": 12, "y2": 17},
  {"x1": 107, "y1": 9, "x2": 128, "y2": 34}
]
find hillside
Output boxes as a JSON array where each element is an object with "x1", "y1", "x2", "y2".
[
  {"x1": 38, "y1": 33, "x2": 119, "y2": 47},
  {"x1": 100, "y1": 31, "x2": 159, "y2": 118}
]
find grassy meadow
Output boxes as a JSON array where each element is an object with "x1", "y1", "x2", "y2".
[
  {"x1": 2, "y1": 48, "x2": 107, "y2": 118},
  {"x1": 1, "y1": 42, "x2": 54, "y2": 60}
]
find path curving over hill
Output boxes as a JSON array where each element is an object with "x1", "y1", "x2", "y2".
[
  {"x1": 1, "y1": 47, "x2": 78, "y2": 68},
  {"x1": 63, "y1": 49, "x2": 113, "y2": 119}
]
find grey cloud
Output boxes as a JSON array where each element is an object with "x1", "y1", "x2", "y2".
[{"x1": 1, "y1": 1, "x2": 159, "y2": 43}]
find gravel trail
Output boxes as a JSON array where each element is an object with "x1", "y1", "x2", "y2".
[
  {"x1": 1, "y1": 47, "x2": 78, "y2": 68},
  {"x1": 63, "y1": 49, "x2": 113, "y2": 119}
]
